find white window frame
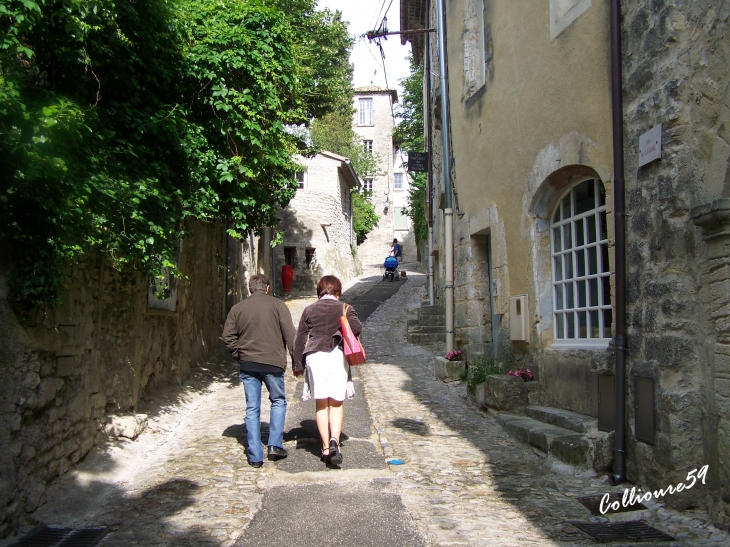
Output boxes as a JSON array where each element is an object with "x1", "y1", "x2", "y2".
[
  {"x1": 358, "y1": 98, "x2": 373, "y2": 125},
  {"x1": 394, "y1": 173, "x2": 403, "y2": 190},
  {"x1": 550, "y1": 178, "x2": 612, "y2": 349},
  {"x1": 295, "y1": 170, "x2": 307, "y2": 189},
  {"x1": 363, "y1": 178, "x2": 373, "y2": 192},
  {"x1": 363, "y1": 140, "x2": 373, "y2": 154}
]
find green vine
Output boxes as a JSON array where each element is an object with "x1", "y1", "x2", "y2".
[{"x1": 0, "y1": 0, "x2": 352, "y2": 307}]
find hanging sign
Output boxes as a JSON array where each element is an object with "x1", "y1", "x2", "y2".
[{"x1": 408, "y1": 152, "x2": 428, "y2": 173}]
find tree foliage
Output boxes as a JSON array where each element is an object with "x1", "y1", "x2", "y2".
[
  {"x1": 0, "y1": 0, "x2": 351, "y2": 306},
  {"x1": 394, "y1": 57, "x2": 428, "y2": 247}
]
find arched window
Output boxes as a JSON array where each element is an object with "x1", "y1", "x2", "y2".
[{"x1": 551, "y1": 179, "x2": 612, "y2": 347}]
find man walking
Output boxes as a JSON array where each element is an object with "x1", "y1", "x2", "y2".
[
  {"x1": 222, "y1": 274, "x2": 296, "y2": 467},
  {"x1": 390, "y1": 238, "x2": 403, "y2": 262}
]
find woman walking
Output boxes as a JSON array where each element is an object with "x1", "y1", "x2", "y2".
[{"x1": 293, "y1": 275, "x2": 362, "y2": 465}]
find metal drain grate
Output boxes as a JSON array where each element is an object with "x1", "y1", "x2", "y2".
[
  {"x1": 10, "y1": 527, "x2": 108, "y2": 547},
  {"x1": 571, "y1": 521, "x2": 675, "y2": 543},
  {"x1": 577, "y1": 493, "x2": 647, "y2": 515}
]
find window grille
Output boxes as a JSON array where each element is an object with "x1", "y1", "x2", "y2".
[
  {"x1": 394, "y1": 173, "x2": 403, "y2": 190},
  {"x1": 363, "y1": 140, "x2": 373, "y2": 154},
  {"x1": 551, "y1": 179, "x2": 612, "y2": 347},
  {"x1": 363, "y1": 178, "x2": 373, "y2": 191}
]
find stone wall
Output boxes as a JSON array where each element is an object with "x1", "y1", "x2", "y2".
[
  {"x1": 622, "y1": 0, "x2": 730, "y2": 526},
  {"x1": 0, "y1": 219, "x2": 252, "y2": 537}
]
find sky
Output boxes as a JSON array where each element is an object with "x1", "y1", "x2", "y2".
[{"x1": 316, "y1": 0, "x2": 413, "y2": 100}]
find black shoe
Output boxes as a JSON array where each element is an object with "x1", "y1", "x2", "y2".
[
  {"x1": 267, "y1": 446, "x2": 288, "y2": 461},
  {"x1": 329, "y1": 439, "x2": 342, "y2": 465},
  {"x1": 247, "y1": 458, "x2": 263, "y2": 468}
]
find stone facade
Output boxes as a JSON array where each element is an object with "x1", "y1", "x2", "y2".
[
  {"x1": 273, "y1": 152, "x2": 359, "y2": 295},
  {"x1": 402, "y1": 0, "x2": 730, "y2": 528},
  {"x1": 353, "y1": 87, "x2": 418, "y2": 265},
  {"x1": 0, "y1": 220, "x2": 258, "y2": 537},
  {"x1": 622, "y1": 0, "x2": 730, "y2": 527}
]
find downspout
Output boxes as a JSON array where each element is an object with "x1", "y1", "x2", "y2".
[
  {"x1": 425, "y1": 0, "x2": 434, "y2": 306},
  {"x1": 610, "y1": 0, "x2": 627, "y2": 485},
  {"x1": 436, "y1": 0, "x2": 454, "y2": 352}
]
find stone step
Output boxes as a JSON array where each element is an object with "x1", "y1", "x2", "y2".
[
  {"x1": 525, "y1": 406, "x2": 598, "y2": 434},
  {"x1": 417, "y1": 305, "x2": 446, "y2": 319},
  {"x1": 494, "y1": 413, "x2": 613, "y2": 472},
  {"x1": 407, "y1": 325, "x2": 445, "y2": 335},
  {"x1": 415, "y1": 313, "x2": 446, "y2": 327},
  {"x1": 408, "y1": 332, "x2": 446, "y2": 345}
]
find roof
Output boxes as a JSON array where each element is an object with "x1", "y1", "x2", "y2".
[
  {"x1": 400, "y1": 0, "x2": 428, "y2": 65},
  {"x1": 353, "y1": 86, "x2": 398, "y2": 104},
  {"x1": 307, "y1": 151, "x2": 361, "y2": 190}
]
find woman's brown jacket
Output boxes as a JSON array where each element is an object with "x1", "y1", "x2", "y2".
[{"x1": 293, "y1": 299, "x2": 362, "y2": 374}]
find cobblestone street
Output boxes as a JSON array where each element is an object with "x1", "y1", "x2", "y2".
[{"x1": 5, "y1": 267, "x2": 730, "y2": 547}]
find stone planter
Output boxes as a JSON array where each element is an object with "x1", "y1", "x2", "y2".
[
  {"x1": 467, "y1": 382, "x2": 487, "y2": 407},
  {"x1": 434, "y1": 356, "x2": 466, "y2": 382},
  {"x1": 483, "y1": 374, "x2": 528, "y2": 410}
]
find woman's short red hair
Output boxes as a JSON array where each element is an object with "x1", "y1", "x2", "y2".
[{"x1": 317, "y1": 275, "x2": 342, "y2": 298}]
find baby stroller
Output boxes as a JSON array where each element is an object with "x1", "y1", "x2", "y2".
[{"x1": 383, "y1": 256, "x2": 400, "y2": 282}]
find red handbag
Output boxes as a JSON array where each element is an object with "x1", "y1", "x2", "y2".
[{"x1": 340, "y1": 304, "x2": 366, "y2": 365}]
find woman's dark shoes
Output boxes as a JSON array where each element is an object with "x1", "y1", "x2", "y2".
[
  {"x1": 329, "y1": 438, "x2": 343, "y2": 465},
  {"x1": 320, "y1": 447, "x2": 331, "y2": 463}
]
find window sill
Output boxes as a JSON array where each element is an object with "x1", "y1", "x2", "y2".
[{"x1": 550, "y1": 340, "x2": 610, "y2": 350}]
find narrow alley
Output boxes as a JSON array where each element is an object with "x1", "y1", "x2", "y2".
[{"x1": 3, "y1": 268, "x2": 727, "y2": 547}]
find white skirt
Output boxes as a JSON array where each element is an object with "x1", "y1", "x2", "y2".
[{"x1": 305, "y1": 347, "x2": 349, "y2": 401}]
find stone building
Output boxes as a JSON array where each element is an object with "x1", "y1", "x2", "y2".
[
  {"x1": 352, "y1": 87, "x2": 418, "y2": 265},
  {"x1": 272, "y1": 151, "x2": 360, "y2": 295},
  {"x1": 402, "y1": 0, "x2": 730, "y2": 527}
]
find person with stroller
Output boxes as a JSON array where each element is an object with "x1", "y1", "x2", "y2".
[
  {"x1": 293, "y1": 275, "x2": 362, "y2": 465},
  {"x1": 389, "y1": 238, "x2": 403, "y2": 262}
]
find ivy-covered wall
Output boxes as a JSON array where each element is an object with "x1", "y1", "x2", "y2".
[{"x1": 0, "y1": 220, "x2": 246, "y2": 537}]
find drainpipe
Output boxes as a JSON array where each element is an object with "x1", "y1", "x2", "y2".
[
  {"x1": 436, "y1": 0, "x2": 454, "y2": 352},
  {"x1": 610, "y1": 0, "x2": 627, "y2": 485},
  {"x1": 425, "y1": 0, "x2": 435, "y2": 306}
]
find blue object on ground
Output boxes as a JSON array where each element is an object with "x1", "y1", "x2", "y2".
[{"x1": 387, "y1": 459, "x2": 404, "y2": 465}]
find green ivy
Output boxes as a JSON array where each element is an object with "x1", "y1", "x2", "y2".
[{"x1": 0, "y1": 0, "x2": 351, "y2": 307}]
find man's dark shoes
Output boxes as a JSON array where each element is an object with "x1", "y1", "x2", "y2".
[
  {"x1": 267, "y1": 446, "x2": 288, "y2": 461},
  {"x1": 247, "y1": 458, "x2": 263, "y2": 468}
]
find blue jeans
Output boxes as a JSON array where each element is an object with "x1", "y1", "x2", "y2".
[{"x1": 239, "y1": 370, "x2": 287, "y2": 463}]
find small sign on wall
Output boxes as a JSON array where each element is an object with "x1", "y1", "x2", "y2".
[{"x1": 639, "y1": 124, "x2": 662, "y2": 167}]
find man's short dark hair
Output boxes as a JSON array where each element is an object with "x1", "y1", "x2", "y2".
[
  {"x1": 249, "y1": 274, "x2": 270, "y2": 293},
  {"x1": 393, "y1": 238, "x2": 398, "y2": 243},
  {"x1": 317, "y1": 275, "x2": 342, "y2": 298}
]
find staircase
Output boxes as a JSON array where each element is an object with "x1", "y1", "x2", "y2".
[
  {"x1": 407, "y1": 303, "x2": 446, "y2": 348},
  {"x1": 494, "y1": 406, "x2": 614, "y2": 472}
]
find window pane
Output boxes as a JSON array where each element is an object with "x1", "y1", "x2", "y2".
[
  {"x1": 589, "y1": 278, "x2": 599, "y2": 307},
  {"x1": 556, "y1": 312, "x2": 565, "y2": 338},
  {"x1": 588, "y1": 247, "x2": 598, "y2": 275},
  {"x1": 577, "y1": 249, "x2": 586, "y2": 277},
  {"x1": 566, "y1": 282, "x2": 574, "y2": 309},
  {"x1": 602, "y1": 276, "x2": 611, "y2": 306},
  {"x1": 575, "y1": 180, "x2": 595, "y2": 215},
  {"x1": 600, "y1": 210, "x2": 608, "y2": 241},
  {"x1": 554, "y1": 255, "x2": 563, "y2": 281},
  {"x1": 578, "y1": 311, "x2": 587, "y2": 338},
  {"x1": 587, "y1": 214, "x2": 597, "y2": 243},
  {"x1": 576, "y1": 218, "x2": 585, "y2": 247},
  {"x1": 567, "y1": 312, "x2": 575, "y2": 338},
  {"x1": 553, "y1": 208, "x2": 560, "y2": 224},
  {"x1": 564, "y1": 254, "x2": 574, "y2": 280},
  {"x1": 561, "y1": 192, "x2": 572, "y2": 220},
  {"x1": 555, "y1": 284, "x2": 564, "y2": 310},
  {"x1": 553, "y1": 227, "x2": 562, "y2": 252},
  {"x1": 394, "y1": 173, "x2": 403, "y2": 189},
  {"x1": 577, "y1": 279, "x2": 586, "y2": 308},
  {"x1": 601, "y1": 244, "x2": 610, "y2": 273},
  {"x1": 590, "y1": 310, "x2": 600, "y2": 338},
  {"x1": 603, "y1": 309, "x2": 613, "y2": 338},
  {"x1": 563, "y1": 224, "x2": 572, "y2": 249}
]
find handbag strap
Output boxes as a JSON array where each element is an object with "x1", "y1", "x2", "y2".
[{"x1": 342, "y1": 303, "x2": 350, "y2": 317}]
